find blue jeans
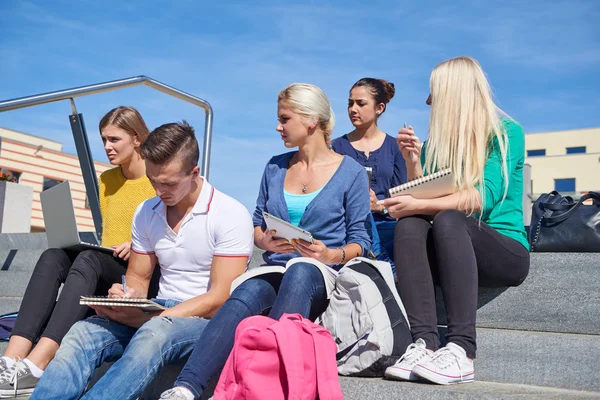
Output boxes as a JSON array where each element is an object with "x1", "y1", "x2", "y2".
[
  {"x1": 174, "y1": 261, "x2": 328, "y2": 399},
  {"x1": 370, "y1": 215, "x2": 396, "y2": 275},
  {"x1": 31, "y1": 299, "x2": 209, "y2": 400}
]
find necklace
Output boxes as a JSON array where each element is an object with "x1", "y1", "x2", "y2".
[{"x1": 299, "y1": 167, "x2": 321, "y2": 193}]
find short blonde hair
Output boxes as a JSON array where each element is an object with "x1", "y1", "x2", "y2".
[
  {"x1": 425, "y1": 56, "x2": 509, "y2": 214},
  {"x1": 278, "y1": 83, "x2": 336, "y2": 145}
]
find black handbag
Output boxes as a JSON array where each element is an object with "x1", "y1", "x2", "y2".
[{"x1": 529, "y1": 191, "x2": 600, "y2": 252}]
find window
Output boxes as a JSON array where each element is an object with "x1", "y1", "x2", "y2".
[
  {"x1": 527, "y1": 149, "x2": 546, "y2": 157},
  {"x1": 566, "y1": 146, "x2": 586, "y2": 154},
  {"x1": 555, "y1": 178, "x2": 575, "y2": 193},
  {"x1": 42, "y1": 177, "x2": 63, "y2": 191},
  {"x1": 0, "y1": 168, "x2": 21, "y2": 183}
]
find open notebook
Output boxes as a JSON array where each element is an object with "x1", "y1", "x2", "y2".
[
  {"x1": 389, "y1": 168, "x2": 454, "y2": 199},
  {"x1": 80, "y1": 296, "x2": 166, "y2": 312}
]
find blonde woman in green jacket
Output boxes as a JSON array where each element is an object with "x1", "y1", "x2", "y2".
[{"x1": 382, "y1": 56, "x2": 530, "y2": 385}]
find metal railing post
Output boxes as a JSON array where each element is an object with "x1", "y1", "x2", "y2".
[{"x1": 69, "y1": 113, "x2": 102, "y2": 238}]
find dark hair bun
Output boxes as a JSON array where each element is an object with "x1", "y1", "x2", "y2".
[{"x1": 381, "y1": 80, "x2": 395, "y2": 103}]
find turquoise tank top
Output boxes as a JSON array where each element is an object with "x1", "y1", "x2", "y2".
[{"x1": 284, "y1": 187, "x2": 324, "y2": 226}]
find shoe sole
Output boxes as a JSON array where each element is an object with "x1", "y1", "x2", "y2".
[
  {"x1": 412, "y1": 364, "x2": 474, "y2": 385},
  {"x1": 384, "y1": 367, "x2": 420, "y2": 381},
  {"x1": 0, "y1": 388, "x2": 35, "y2": 398}
]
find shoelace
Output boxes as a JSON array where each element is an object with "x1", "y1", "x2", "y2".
[
  {"x1": 160, "y1": 388, "x2": 188, "y2": 400},
  {"x1": 8, "y1": 360, "x2": 28, "y2": 396},
  {"x1": 0, "y1": 357, "x2": 20, "y2": 383},
  {"x1": 395, "y1": 343, "x2": 426, "y2": 365},
  {"x1": 430, "y1": 348, "x2": 464, "y2": 380}
]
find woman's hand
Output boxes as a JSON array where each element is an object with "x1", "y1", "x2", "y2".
[
  {"x1": 113, "y1": 242, "x2": 132, "y2": 261},
  {"x1": 378, "y1": 195, "x2": 423, "y2": 219},
  {"x1": 369, "y1": 189, "x2": 384, "y2": 213},
  {"x1": 396, "y1": 126, "x2": 421, "y2": 164},
  {"x1": 256, "y1": 229, "x2": 296, "y2": 254},
  {"x1": 292, "y1": 239, "x2": 337, "y2": 264}
]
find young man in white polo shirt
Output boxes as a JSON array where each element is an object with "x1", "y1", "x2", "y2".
[{"x1": 31, "y1": 121, "x2": 254, "y2": 400}]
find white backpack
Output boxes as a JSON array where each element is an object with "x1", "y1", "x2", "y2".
[{"x1": 320, "y1": 257, "x2": 412, "y2": 377}]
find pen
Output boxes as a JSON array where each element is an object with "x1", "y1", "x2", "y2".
[
  {"x1": 121, "y1": 275, "x2": 127, "y2": 296},
  {"x1": 405, "y1": 122, "x2": 417, "y2": 163}
]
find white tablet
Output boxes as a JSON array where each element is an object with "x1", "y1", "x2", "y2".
[{"x1": 263, "y1": 212, "x2": 314, "y2": 244}]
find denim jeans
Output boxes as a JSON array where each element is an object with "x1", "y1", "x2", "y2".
[
  {"x1": 174, "y1": 261, "x2": 328, "y2": 399},
  {"x1": 374, "y1": 219, "x2": 396, "y2": 275},
  {"x1": 30, "y1": 299, "x2": 209, "y2": 400}
]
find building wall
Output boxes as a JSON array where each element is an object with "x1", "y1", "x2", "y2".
[
  {"x1": 0, "y1": 129, "x2": 111, "y2": 232},
  {"x1": 525, "y1": 128, "x2": 600, "y2": 196}
]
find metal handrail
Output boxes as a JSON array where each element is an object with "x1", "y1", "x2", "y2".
[{"x1": 0, "y1": 75, "x2": 214, "y2": 179}]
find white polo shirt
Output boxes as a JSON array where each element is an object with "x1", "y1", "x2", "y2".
[{"x1": 131, "y1": 179, "x2": 254, "y2": 302}]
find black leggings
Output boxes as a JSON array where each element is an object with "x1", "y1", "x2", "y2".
[
  {"x1": 393, "y1": 210, "x2": 530, "y2": 358},
  {"x1": 11, "y1": 248, "x2": 127, "y2": 345}
]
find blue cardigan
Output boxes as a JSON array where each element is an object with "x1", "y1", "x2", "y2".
[{"x1": 252, "y1": 152, "x2": 372, "y2": 268}]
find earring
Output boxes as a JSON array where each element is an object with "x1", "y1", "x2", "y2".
[
  {"x1": 308, "y1": 125, "x2": 313, "y2": 130},
  {"x1": 376, "y1": 112, "x2": 381, "y2": 115}
]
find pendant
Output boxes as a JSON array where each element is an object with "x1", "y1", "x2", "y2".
[{"x1": 302, "y1": 185, "x2": 307, "y2": 193}]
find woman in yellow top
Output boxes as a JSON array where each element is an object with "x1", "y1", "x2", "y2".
[{"x1": 0, "y1": 106, "x2": 156, "y2": 395}]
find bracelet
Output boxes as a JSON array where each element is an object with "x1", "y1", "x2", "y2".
[{"x1": 339, "y1": 247, "x2": 346, "y2": 264}]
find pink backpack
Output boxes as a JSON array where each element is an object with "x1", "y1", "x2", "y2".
[{"x1": 213, "y1": 313, "x2": 343, "y2": 400}]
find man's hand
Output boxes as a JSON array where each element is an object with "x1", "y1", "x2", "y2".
[
  {"x1": 108, "y1": 283, "x2": 137, "y2": 299},
  {"x1": 90, "y1": 305, "x2": 157, "y2": 328},
  {"x1": 112, "y1": 242, "x2": 132, "y2": 261}
]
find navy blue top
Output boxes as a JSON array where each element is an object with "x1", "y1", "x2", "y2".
[
  {"x1": 331, "y1": 134, "x2": 407, "y2": 221},
  {"x1": 253, "y1": 152, "x2": 372, "y2": 268}
]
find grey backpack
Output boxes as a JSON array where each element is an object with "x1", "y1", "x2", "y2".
[{"x1": 320, "y1": 257, "x2": 412, "y2": 377}]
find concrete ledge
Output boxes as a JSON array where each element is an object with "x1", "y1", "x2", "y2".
[
  {"x1": 475, "y1": 327, "x2": 600, "y2": 392},
  {"x1": 339, "y1": 377, "x2": 600, "y2": 400},
  {"x1": 436, "y1": 253, "x2": 600, "y2": 335}
]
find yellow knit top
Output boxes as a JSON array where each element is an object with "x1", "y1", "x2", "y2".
[{"x1": 98, "y1": 167, "x2": 156, "y2": 247}]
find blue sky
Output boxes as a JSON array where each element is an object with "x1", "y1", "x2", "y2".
[{"x1": 1, "y1": 0, "x2": 599, "y2": 210}]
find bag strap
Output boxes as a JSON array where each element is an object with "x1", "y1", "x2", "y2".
[
  {"x1": 295, "y1": 316, "x2": 344, "y2": 400},
  {"x1": 270, "y1": 314, "x2": 305, "y2": 400},
  {"x1": 545, "y1": 192, "x2": 600, "y2": 224},
  {"x1": 346, "y1": 261, "x2": 410, "y2": 356}
]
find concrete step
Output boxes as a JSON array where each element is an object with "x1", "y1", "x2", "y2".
[
  {"x1": 474, "y1": 327, "x2": 600, "y2": 392},
  {"x1": 339, "y1": 377, "x2": 600, "y2": 400},
  {"x1": 0, "y1": 249, "x2": 46, "y2": 298},
  {"x1": 436, "y1": 253, "x2": 600, "y2": 335},
  {"x1": 6, "y1": 380, "x2": 600, "y2": 400}
]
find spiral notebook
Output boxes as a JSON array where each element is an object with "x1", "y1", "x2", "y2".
[
  {"x1": 388, "y1": 168, "x2": 454, "y2": 199},
  {"x1": 79, "y1": 296, "x2": 166, "y2": 311}
]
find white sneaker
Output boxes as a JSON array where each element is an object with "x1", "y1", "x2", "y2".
[
  {"x1": 160, "y1": 387, "x2": 195, "y2": 400},
  {"x1": 412, "y1": 342, "x2": 474, "y2": 385},
  {"x1": 384, "y1": 338, "x2": 433, "y2": 381}
]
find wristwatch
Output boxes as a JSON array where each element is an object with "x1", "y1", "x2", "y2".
[{"x1": 380, "y1": 206, "x2": 389, "y2": 216}]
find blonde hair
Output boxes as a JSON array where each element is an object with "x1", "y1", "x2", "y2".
[
  {"x1": 278, "y1": 83, "x2": 336, "y2": 146},
  {"x1": 425, "y1": 56, "x2": 509, "y2": 214}
]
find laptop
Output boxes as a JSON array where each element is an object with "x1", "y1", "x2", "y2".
[{"x1": 40, "y1": 181, "x2": 114, "y2": 254}]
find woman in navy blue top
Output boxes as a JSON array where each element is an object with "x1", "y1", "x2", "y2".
[
  {"x1": 160, "y1": 83, "x2": 371, "y2": 400},
  {"x1": 332, "y1": 78, "x2": 407, "y2": 273}
]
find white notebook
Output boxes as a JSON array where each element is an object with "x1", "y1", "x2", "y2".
[
  {"x1": 389, "y1": 169, "x2": 454, "y2": 199},
  {"x1": 79, "y1": 296, "x2": 166, "y2": 312}
]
